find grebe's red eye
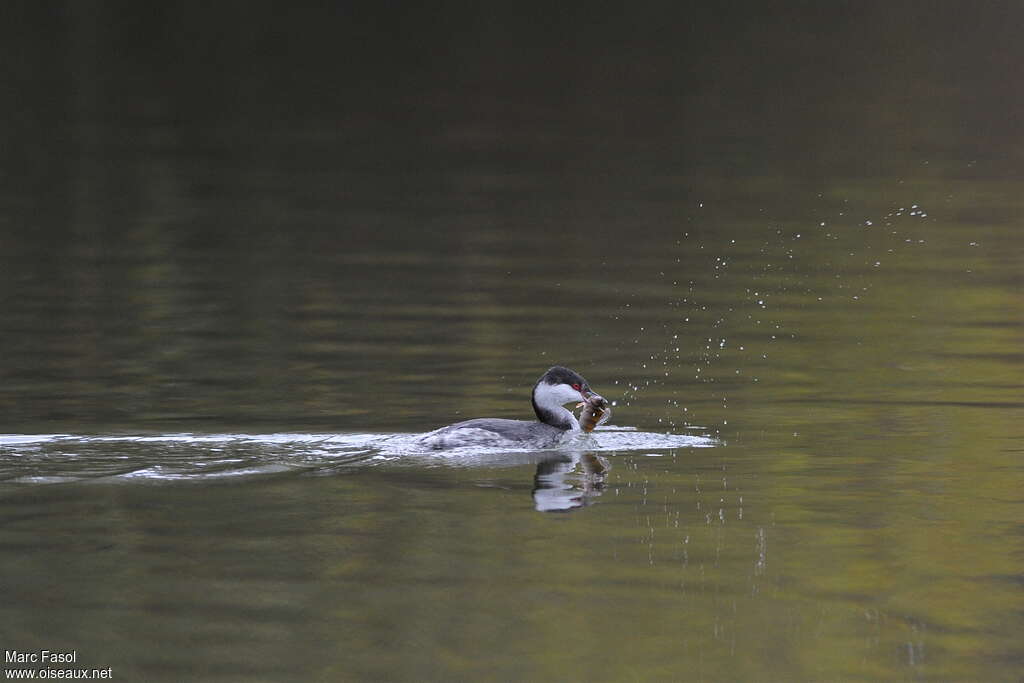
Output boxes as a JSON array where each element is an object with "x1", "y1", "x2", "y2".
[{"x1": 572, "y1": 383, "x2": 581, "y2": 391}]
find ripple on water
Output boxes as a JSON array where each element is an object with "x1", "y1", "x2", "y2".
[{"x1": 0, "y1": 428, "x2": 717, "y2": 484}]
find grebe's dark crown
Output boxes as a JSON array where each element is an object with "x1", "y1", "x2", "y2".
[{"x1": 538, "y1": 365, "x2": 591, "y2": 392}]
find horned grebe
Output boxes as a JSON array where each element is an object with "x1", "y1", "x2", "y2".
[{"x1": 419, "y1": 366, "x2": 605, "y2": 450}]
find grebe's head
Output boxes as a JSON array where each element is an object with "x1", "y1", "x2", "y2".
[
  {"x1": 535, "y1": 366, "x2": 595, "y2": 403},
  {"x1": 532, "y1": 366, "x2": 605, "y2": 428}
]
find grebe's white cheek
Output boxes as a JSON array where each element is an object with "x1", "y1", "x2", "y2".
[{"x1": 535, "y1": 382, "x2": 583, "y2": 407}]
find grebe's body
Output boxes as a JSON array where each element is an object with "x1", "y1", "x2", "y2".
[{"x1": 419, "y1": 366, "x2": 604, "y2": 450}]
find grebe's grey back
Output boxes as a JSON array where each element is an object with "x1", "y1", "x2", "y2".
[{"x1": 419, "y1": 366, "x2": 605, "y2": 450}]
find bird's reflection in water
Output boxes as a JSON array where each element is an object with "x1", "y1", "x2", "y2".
[{"x1": 532, "y1": 451, "x2": 609, "y2": 512}]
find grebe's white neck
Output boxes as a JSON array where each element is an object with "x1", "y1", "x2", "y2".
[{"x1": 532, "y1": 381, "x2": 583, "y2": 431}]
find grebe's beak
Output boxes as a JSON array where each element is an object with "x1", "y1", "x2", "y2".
[{"x1": 576, "y1": 388, "x2": 593, "y2": 407}]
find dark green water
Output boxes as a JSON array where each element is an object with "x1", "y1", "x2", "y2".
[{"x1": 2, "y1": 3, "x2": 1023, "y2": 681}]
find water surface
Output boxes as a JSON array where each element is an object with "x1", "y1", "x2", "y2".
[{"x1": 2, "y1": 3, "x2": 1023, "y2": 681}]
